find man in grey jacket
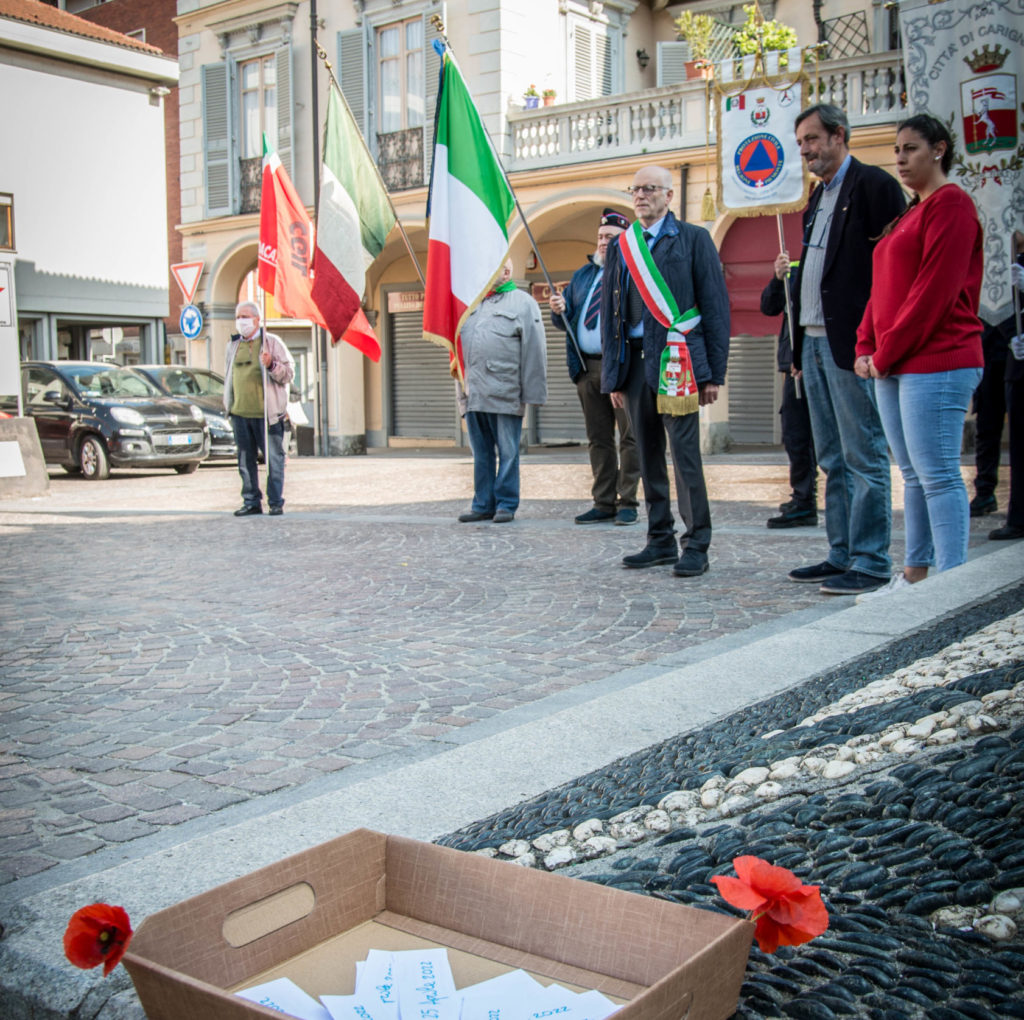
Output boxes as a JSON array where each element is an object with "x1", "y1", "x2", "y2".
[
  {"x1": 457, "y1": 259, "x2": 547, "y2": 523},
  {"x1": 224, "y1": 300, "x2": 295, "y2": 517}
]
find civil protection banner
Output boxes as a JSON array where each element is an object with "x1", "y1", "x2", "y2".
[
  {"x1": 716, "y1": 59, "x2": 808, "y2": 217},
  {"x1": 899, "y1": 0, "x2": 1024, "y2": 322}
]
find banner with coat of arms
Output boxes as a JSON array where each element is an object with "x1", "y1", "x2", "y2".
[
  {"x1": 899, "y1": 0, "x2": 1024, "y2": 324},
  {"x1": 716, "y1": 51, "x2": 810, "y2": 217}
]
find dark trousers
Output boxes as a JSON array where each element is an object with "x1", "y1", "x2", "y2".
[
  {"x1": 623, "y1": 350, "x2": 711, "y2": 552},
  {"x1": 780, "y1": 370, "x2": 817, "y2": 509},
  {"x1": 576, "y1": 358, "x2": 640, "y2": 512},
  {"x1": 973, "y1": 350, "x2": 1006, "y2": 499}
]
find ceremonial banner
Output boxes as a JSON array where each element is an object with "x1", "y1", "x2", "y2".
[
  {"x1": 900, "y1": 0, "x2": 1024, "y2": 322},
  {"x1": 717, "y1": 74, "x2": 808, "y2": 216},
  {"x1": 258, "y1": 135, "x2": 325, "y2": 326},
  {"x1": 423, "y1": 48, "x2": 515, "y2": 371}
]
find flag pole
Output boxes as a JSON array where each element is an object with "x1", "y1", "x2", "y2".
[
  {"x1": 313, "y1": 39, "x2": 426, "y2": 288},
  {"x1": 427, "y1": 17, "x2": 587, "y2": 371},
  {"x1": 775, "y1": 212, "x2": 801, "y2": 400},
  {"x1": 310, "y1": 0, "x2": 330, "y2": 456}
]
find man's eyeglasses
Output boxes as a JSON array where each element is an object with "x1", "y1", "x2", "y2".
[{"x1": 626, "y1": 185, "x2": 667, "y2": 196}]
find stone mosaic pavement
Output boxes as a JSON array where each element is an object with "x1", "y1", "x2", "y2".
[{"x1": 0, "y1": 449, "x2": 1013, "y2": 896}]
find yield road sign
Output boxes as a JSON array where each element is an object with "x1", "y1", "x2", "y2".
[{"x1": 171, "y1": 261, "x2": 204, "y2": 305}]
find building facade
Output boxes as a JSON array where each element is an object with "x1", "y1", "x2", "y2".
[
  {"x1": 177, "y1": 0, "x2": 908, "y2": 453},
  {"x1": 1, "y1": 0, "x2": 178, "y2": 365}
]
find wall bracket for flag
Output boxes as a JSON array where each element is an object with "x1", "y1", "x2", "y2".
[
  {"x1": 314, "y1": 39, "x2": 426, "y2": 288},
  {"x1": 428, "y1": 17, "x2": 588, "y2": 372}
]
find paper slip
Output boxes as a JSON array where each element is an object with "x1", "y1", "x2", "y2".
[
  {"x1": 529, "y1": 985, "x2": 618, "y2": 1020},
  {"x1": 321, "y1": 994, "x2": 394, "y2": 1020},
  {"x1": 458, "y1": 969, "x2": 546, "y2": 1020},
  {"x1": 355, "y1": 949, "x2": 399, "y2": 1017},
  {"x1": 236, "y1": 977, "x2": 333, "y2": 1020},
  {"x1": 393, "y1": 948, "x2": 460, "y2": 1020}
]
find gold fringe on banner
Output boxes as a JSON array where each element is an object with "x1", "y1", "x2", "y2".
[{"x1": 657, "y1": 391, "x2": 700, "y2": 416}]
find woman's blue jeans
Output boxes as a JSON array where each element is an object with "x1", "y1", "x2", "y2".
[
  {"x1": 874, "y1": 367, "x2": 982, "y2": 572},
  {"x1": 465, "y1": 411, "x2": 523, "y2": 514}
]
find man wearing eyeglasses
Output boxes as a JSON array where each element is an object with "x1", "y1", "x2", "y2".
[
  {"x1": 782, "y1": 104, "x2": 905, "y2": 596},
  {"x1": 600, "y1": 165, "x2": 731, "y2": 577}
]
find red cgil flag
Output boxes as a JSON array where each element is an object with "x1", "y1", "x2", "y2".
[{"x1": 257, "y1": 134, "x2": 326, "y2": 327}]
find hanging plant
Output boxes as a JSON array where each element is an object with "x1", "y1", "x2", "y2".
[{"x1": 733, "y1": 3, "x2": 798, "y2": 57}]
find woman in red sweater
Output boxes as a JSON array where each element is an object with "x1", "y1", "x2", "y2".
[{"x1": 854, "y1": 114, "x2": 984, "y2": 596}]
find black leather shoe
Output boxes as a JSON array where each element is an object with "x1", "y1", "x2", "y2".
[
  {"x1": 819, "y1": 570, "x2": 887, "y2": 596},
  {"x1": 269, "y1": 506, "x2": 284, "y2": 516},
  {"x1": 622, "y1": 545, "x2": 677, "y2": 568},
  {"x1": 970, "y1": 494, "x2": 997, "y2": 517},
  {"x1": 767, "y1": 507, "x2": 817, "y2": 529},
  {"x1": 458, "y1": 510, "x2": 494, "y2": 522},
  {"x1": 673, "y1": 549, "x2": 709, "y2": 577},
  {"x1": 990, "y1": 524, "x2": 1024, "y2": 540},
  {"x1": 233, "y1": 505, "x2": 262, "y2": 517},
  {"x1": 788, "y1": 560, "x2": 844, "y2": 583}
]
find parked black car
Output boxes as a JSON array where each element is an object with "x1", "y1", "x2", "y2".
[
  {"x1": 14, "y1": 361, "x2": 209, "y2": 479},
  {"x1": 131, "y1": 365, "x2": 236, "y2": 462}
]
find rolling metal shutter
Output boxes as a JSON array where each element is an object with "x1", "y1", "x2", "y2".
[
  {"x1": 535, "y1": 313, "x2": 588, "y2": 444},
  {"x1": 727, "y1": 335, "x2": 780, "y2": 444},
  {"x1": 389, "y1": 306, "x2": 460, "y2": 440}
]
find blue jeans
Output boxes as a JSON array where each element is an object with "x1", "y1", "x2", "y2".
[
  {"x1": 801, "y1": 335, "x2": 891, "y2": 578},
  {"x1": 232, "y1": 415, "x2": 286, "y2": 510},
  {"x1": 875, "y1": 368, "x2": 982, "y2": 572},
  {"x1": 465, "y1": 411, "x2": 523, "y2": 514}
]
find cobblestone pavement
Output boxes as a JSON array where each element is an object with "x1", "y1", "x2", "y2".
[{"x1": 0, "y1": 450, "x2": 1012, "y2": 892}]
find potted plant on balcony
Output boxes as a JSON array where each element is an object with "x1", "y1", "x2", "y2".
[
  {"x1": 523, "y1": 83, "x2": 540, "y2": 109},
  {"x1": 542, "y1": 87, "x2": 556, "y2": 107},
  {"x1": 674, "y1": 10, "x2": 715, "y2": 79},
  {"x1": 733, "y1": 2, "x2": 798, "y2": 66}
]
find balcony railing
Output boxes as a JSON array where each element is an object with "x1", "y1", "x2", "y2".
[{"x1": 507, "y1": 51, "x2": 906, "y2": 172}]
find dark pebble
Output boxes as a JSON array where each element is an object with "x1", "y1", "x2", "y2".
[
  {"x1": 781, "y1": 999, "x2": 838, "y2": 1019},
  {"x1": 829, "y1": 973, "x2": 875, "y2": 995},
  {"x1": 992, "y1": 866, "x2": 1024, "y2": 890},
  {"x1": 838, "y1": 863, "x2": 888, "y2": 891},
  {"x1": 902, "y1": 974, "x2": 948, "y2": 998},
  {"x1": 947, "y1": 1000, "x2": 1000, "y2": 1020},
  {"x1": 903, "y1": 966, "x2": 957, "y2": 988},
  {"x1": 957, "y1": 858, "x2": 998, "y2": 881},
  {"x1": 993, "y1": 1003, "x2": 1024, "y2": 1018},
  {"x1": 905, "y1": 890, "x2": 954, "y2": 914},
  {"x1": 956, "y1": 880, "x2": 993, "y2": 905},
  {"x1": 887, "y1": 985, "x2": 938, "y2": 1008},
  {"x1": 896, "y1": 947, "x2": 961, "y2": 971}
]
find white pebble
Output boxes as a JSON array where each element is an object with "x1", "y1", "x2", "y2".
[
  {"x1": 718, "y1": 794, "x2": 751, "y2": 817},
  {"x1": 926, "y1": 727, "x2": 960, "y2": 745},
  {"x1": 642, "y1": 809, "x2": 672, "y2": 832},
  {"x1": 965, "y1": 714, "x2": 1003, "y2": 734},
  {"x1": 822, "y1": 760, "x2": 857, "y2": 780},
  {"x1": 801, "y1": 756, "x2": 828, "y2": 775},
  {"x1": 890, "y1": 737, "x2": 923, "y2": 754},
  {"x1": 511, "y1": 852, "x2": 537, "y2": 868},
  {"x1": 499, "y1": 839, "x2": 530, "y2": 858},
  {"x1": 701, "y1": 788, "x2": 722, "y2": 808},
  {"x1": 755, "y1": 781, "x2": 783, "y2": 800},
  {"x1": 991, "y1": 890, "x2": 1024, "y2": 916},
  {"x1": 658, "y1": 790, "x2": 699, "y2": 812},
  {"x1": 580, "y1": 836, "x2": 618, "y2": 859},
  {"x1": 543, "y1": 846, "x2": 578, "y2": 870},
  {"x1": 732, "y1": 766, "x2": 770, "y2": 787},
  {"x1": 769, "y1": 762, "x2": 800, "y2": 781},
  {"x1": 974, "y1": 914, "x2": 1018, "y2": 941},
  {"x1": 571, "y1": 819, "x2": 604, "y2": 842}
]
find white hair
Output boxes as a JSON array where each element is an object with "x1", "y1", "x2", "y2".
[{"x1": 235, "y1": 301, "x2": 260, "y2": 318}]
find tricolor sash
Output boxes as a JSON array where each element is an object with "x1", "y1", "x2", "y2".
[{"x1": 619, "y1": 222, "x2": 702, "y2": 416}]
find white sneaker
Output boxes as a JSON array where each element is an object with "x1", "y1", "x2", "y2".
[{"x1": 855, "y1": 572, "x2": 913, "y2": 603}]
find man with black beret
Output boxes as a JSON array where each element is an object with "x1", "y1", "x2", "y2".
[{"x1": 550, "y1": 209, "x2": 641, "y2": 525}]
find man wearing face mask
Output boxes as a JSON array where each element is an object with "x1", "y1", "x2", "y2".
[{"x1": 223, "y1": 300, "x2": 295, "y2": 516}]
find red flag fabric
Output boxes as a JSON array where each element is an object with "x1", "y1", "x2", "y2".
[
  {"x1": 335, "y1": 307, "x2": 381, "y2": 362},
  {"x1": 258, "y1": 136, "x2": 326, "y2": 326}
]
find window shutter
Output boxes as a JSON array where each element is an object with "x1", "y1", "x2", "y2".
[
  {"x1": 202, "y1": 61, "x2": 236, "y2": 217},
  {"x1": 572, "y1": 21, "x2": 593, "y2": 101},
  {"x1": 657, "y1": 41, "x2": 690, "y2": 86},
  {"x1": 276, "y1": 45, "x2": 294, "y2": 178},
  {"x1": 423, "y1": 13, "x2": 443, "y2": 184},
  {"x1": 596, "y1": 31, "x2": 613, "y2": 96},
  {"x1": 337, "y1": 29, "x2": 367, "y2": 136}
]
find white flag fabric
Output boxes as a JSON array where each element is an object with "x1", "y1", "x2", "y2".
[
  {"x1": 717, "y1": 78, "x2": 808, "y2": 215},
  {"x1": 899, "y1": 0, "x2": 1024, "y2": 322}
]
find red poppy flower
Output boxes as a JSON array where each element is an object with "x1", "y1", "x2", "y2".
[
  {"x1": 711, "y1": 855, "x2": 829, "y2": 954},
  {"x1": 63, "y1": 903, "x2": 133, "y2": 976}
]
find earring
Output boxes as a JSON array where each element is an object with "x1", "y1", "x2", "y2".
[{"x1": 934, "y1": 155, "x2": 940, "y2": 161}]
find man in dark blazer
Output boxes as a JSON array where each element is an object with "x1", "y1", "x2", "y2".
[
  {"x1": 600, "y1": 164, "x2": 730, "y2": 577},
  {"x1": 782, "y1": 104, "x2": 906, "y2": 596}
]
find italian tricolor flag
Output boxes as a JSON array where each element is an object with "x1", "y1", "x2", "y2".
[
  {"x1": 311, "y1": 83, "x2": 396, "y2": 361},
  {"x1": 423, "y1": 50, "x2": 515, "y2": 370}
]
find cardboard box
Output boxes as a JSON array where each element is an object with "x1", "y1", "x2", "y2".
[{"x1": 123, "y1": 829, "x2": 753, "y2": 1020}]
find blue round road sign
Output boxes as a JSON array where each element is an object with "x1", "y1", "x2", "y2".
[{"x1": 180, "y1": 304, "x2": 203, "y2": 340}]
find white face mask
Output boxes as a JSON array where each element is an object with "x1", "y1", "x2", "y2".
[{"x1": 236, "y1": 317, "x2": 256, "y2": 337}]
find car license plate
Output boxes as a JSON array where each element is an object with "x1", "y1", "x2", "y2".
[{"x1": 165, "y1": 434, "x2": 194, "y2": 446}]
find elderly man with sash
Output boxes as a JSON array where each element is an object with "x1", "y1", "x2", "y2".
[{"x1": 601, "y1": 165, "x2": 730, "y2": 576}]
